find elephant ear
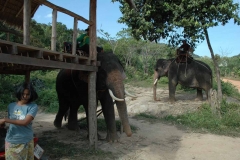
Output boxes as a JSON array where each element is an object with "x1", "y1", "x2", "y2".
[
  {"x1": 163, "y1": 59, "x2": 173, "y2": 73},
  {"x1": 96, "y1": 67, "x2": 108, "y2": 91}
]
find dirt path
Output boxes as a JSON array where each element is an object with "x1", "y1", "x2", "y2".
[{"x1": 33, "y1": 80, "x2": 240, "y2": 160}]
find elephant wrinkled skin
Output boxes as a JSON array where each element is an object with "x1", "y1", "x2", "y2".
[
  {"x1": 153, "y1": 58, "x2": 212, "y2": 102},
  {"x1": 54, "y1": 52, "x2": 132, "y2": 142}
]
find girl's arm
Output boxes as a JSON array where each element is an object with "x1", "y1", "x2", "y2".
[{"x1": 0, "y1": 115, "x2": 34, "y2": 126}]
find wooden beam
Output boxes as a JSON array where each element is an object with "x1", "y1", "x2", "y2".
[
  {"x1": 0, "y1": 28, "x2": 23, "y2": 37},
  {"x1": 0, "y1": 70, "x2": 26, "y2": 75},
  {"x1": 0, "y1": 54, "x2": 98, "y2": 71},
  {"x1": 42, "y1": 1, "x2": 93, "y2": 25},
  {"x1": 88, "y1": 0, "x2": 97, "y2": 149},
  {"x1": 16, "y1": 5, "x2": 24, "y2": 17},
  {"x1": 23, "y1": 0, "x2": 31, "y2": 45},
  {"x1": 1, "y1": 0, "x2": 10, "y2": 12},
  {"x1": 31, "y1": 5, "x2": 39, "y2": 17},
  {"x1": 51, "y1": 9, "x2": 57, "y2": 51},
  {"x1": 72, "y1": 18, "x2": 78, "y2": 55}
]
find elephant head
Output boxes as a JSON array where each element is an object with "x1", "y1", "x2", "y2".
[
  {"x1": 153, "y1": 59, "x2": 172, "y2": 101},
  {"x1": 97, "y1": 52, "x2": 132, "y2": 140}
]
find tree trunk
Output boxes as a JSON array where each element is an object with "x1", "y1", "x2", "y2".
[{"x1": 204, "y1": 28, "x2": 223, "y2": 103}]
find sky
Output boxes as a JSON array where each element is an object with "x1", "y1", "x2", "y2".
[{"x1": 33, "y1": 0, "x2": 240, "y2": 57}]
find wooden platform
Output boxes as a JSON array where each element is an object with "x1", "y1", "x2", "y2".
[{"x1": 0, "y1": 39, "x2": 98, "y2": 75}]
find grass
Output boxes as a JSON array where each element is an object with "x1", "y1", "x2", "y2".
[{"x1": 133, "y1": 99, "x2": 240, "y2": 137}]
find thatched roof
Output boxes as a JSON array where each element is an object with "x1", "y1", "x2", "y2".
[{"x1": 0, "y1": 0, "x2": 45, "y2": 28}]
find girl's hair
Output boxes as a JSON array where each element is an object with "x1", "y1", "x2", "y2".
[{"x1": 15, "y1": 82, "x2": 38, "y2": 103}]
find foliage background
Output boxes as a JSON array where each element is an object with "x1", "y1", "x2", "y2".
[{"x1": 1, "y1": 20, "x2": 240, "y2": 111}]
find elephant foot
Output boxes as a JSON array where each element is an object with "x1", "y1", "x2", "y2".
[
  {"x1": 54, "y1": 118, "x2": 62, "y2": 129},
  {"x1": 106, "y1": 132, "x2": 119, "y2": 142},
  {"x1": 67, "y1": 122, "x2": 79, "y2": 130}
]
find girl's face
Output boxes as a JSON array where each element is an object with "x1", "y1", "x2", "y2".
[{"x1": 21, "y1": 89, "x2": 30, "y2": 103}]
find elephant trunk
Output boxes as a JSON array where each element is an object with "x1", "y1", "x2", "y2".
[{"x1": 107, "y1": 71, "x2": 132, "y2": 137}]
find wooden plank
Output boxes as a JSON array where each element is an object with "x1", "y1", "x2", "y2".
[
  {"x1": 0, "y1": 70, "x2": 26, "y2": 75},
  {"x1": 42, "y1": 1, "x2": 92, "y2": 25},
  {"x1": 51, "y1": 9, "x2": 57, "y2": 51},
  {"x1": 0, "y1": 28, "x2": 23, "y2": 37},
  {"x1": 88, "y1": 0, "x2": 97, "y2": 149},
  {"x1": 0, "y1": 39, "x2": 90, "y2": 61},
  {"x1": 16, "y1": 5, "x2": 24, "y2": 17},
  {"x1": 0, "y1": 54, "x2": 98, "y2": 71},
  {"x1": 72, "y1": 18, "x2": 78, "y2": 55},
  {"x1": 23, "y1": 0, "x2": 31, "y2": 45}
]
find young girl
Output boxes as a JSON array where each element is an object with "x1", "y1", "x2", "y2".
[{"x1": 0, "y1": 82, "x2": 38, "y2": 160}]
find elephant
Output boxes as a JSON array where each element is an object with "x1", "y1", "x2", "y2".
[
  {"x1": 54, "y1": 52, "x2": 134, "y2": 142},
  {"x1": 153, "y1": 58, "x2": 212, "y2": 102}
]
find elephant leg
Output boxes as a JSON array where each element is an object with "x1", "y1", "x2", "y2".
[
  {"x1": 168, "y1": 82, "x2": 177, "y2": 103},
  {"x1": 195, "y1": 88, "x2": 203, "y2": 101},
  {"x1": 54, "y1": 95, "x2": 70, "y2": 128},
  {"x1": 68, "y1": 98, "x2": 81, "y2": 130},
  {"x1": 100, "y1": 93, "x2": 119, "y2": 142}
]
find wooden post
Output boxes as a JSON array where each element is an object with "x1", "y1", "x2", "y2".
[
  {"x1": 88, "y1": 71, "x2": 97, "y2": 148},
  {"x1": 6, "y1": 32, "x2": 10, "y2": 41},
  {"x1": 51, "y1": 9, "x2": 57, "y2": 51},
  {"x1": 88, "y1": 0, "x2": 97, "y2": 148},
  {"x1": 89, "y1": 0, "x2": 97, "y2": 61},
  {"x1": 72, "y1": 18, "x2": 78, "y2": 55},
  {"x1": 23, "y1": 0, "x2": 31, "y2": 45},
  {"x1": 25, "y1": 70, "x2": 30, "y2": 83}
]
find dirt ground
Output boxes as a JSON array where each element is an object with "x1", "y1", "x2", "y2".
[{"x1": 33, "y1": 78, "x2": 240, "y2": 160}]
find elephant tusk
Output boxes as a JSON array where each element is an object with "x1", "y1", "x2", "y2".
[
  {"x1": 154, "y1": 78, "x2": 158, "y2": 85},
  {"x1": 108, "y1": 89, "x2": 125, "y2": 101},
  {"x1": 125, "y1": 90, "x2": 137, "y2": 98}
]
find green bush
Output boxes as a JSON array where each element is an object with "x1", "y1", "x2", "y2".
[{"x1": 36, "y1": 89, "x2": 58, "y2": 113}]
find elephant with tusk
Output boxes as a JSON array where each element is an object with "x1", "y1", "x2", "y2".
[
  {"x1": 153, "y1": 58, "x2": 212, "y2": 102},
  {"x1": 54, "y1": 52, "x2": 136, "y2": 142}
]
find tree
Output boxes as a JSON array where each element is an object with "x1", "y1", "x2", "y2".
[{"x1": 115, "y1": 0, "x2": 240, "y2": 103}]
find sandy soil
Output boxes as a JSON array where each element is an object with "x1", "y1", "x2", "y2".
[{"x1": 33, "y1": 79, "x2": 240, "y2": 160}]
